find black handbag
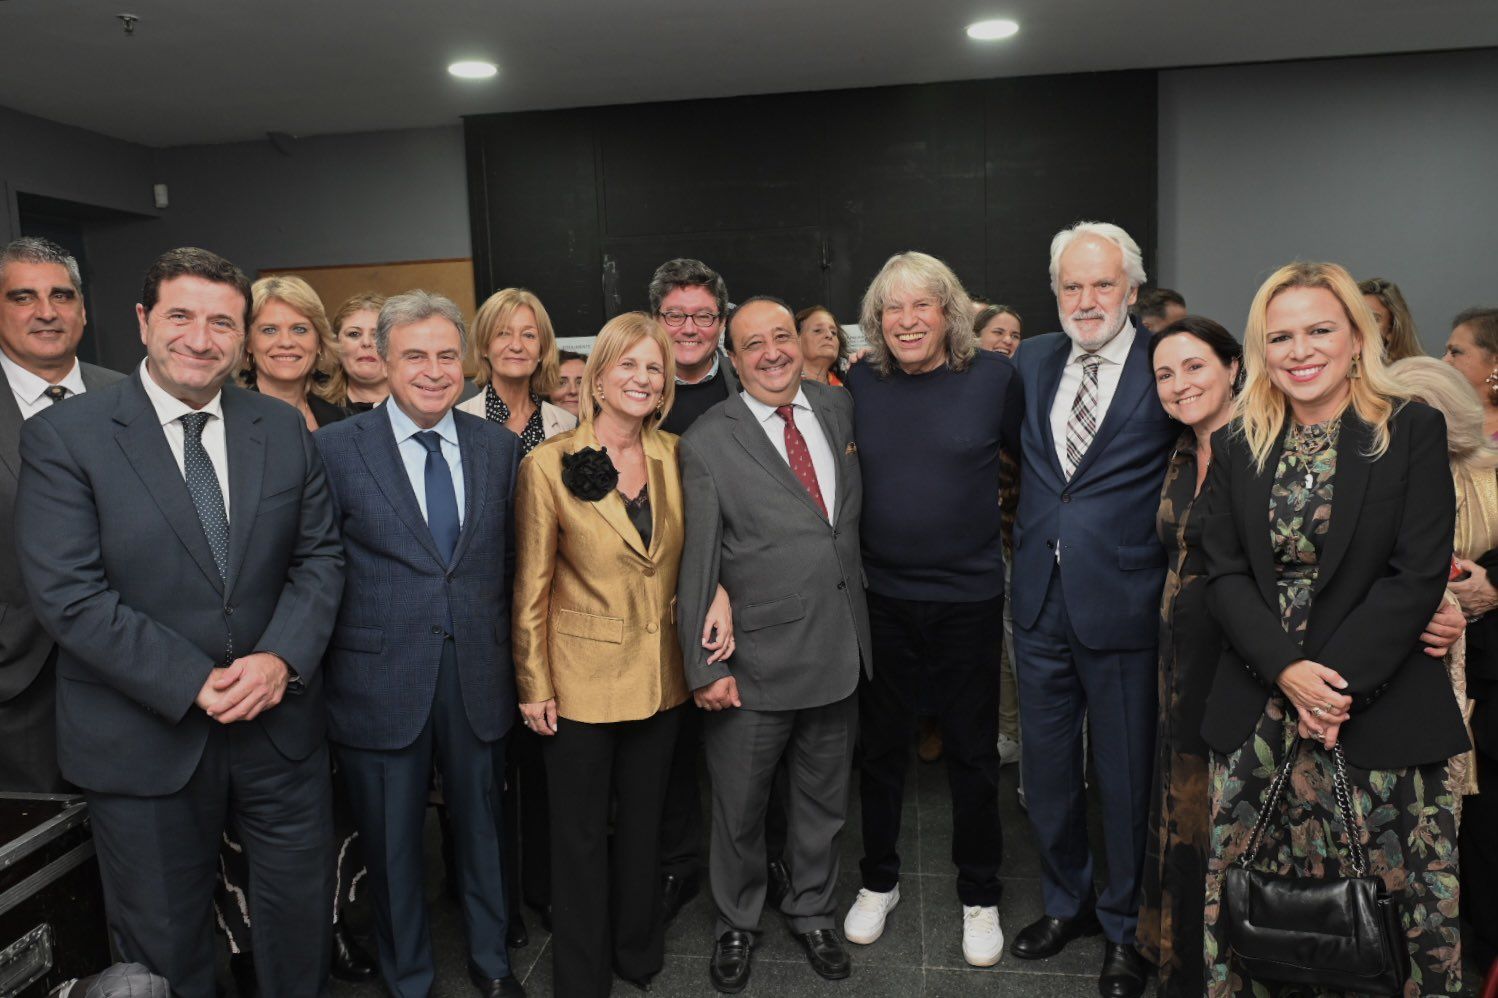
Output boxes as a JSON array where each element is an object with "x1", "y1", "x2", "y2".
[{"x1": 1223, "y1": 737, "x2": 1410, "y2": 994}]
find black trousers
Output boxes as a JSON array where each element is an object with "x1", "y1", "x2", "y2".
[
  {"x1": 339, "y1": 639, "x2": 510, "y2": 998},
  {"x1": 0, "y1": 649, "x2": 68, "y2": 793},
  {"x1": 1461, "y1": 745, "x2": 1498, "y2": 966},
  {"x1": 547, "y1": 705, "x2": 682, "y2": 998},
  {"x1": 658, "y1": 701, "x2": 704, "y2": 881},
  {"x1": 501, "y1": 722, "x2": 551, "y2": 919},
  {"x1": 86, "y1": 720, "x2": 333, "y2": 998},
  {"x1": 858, "y1": 592, "x2": 1005, "y2": 906}
]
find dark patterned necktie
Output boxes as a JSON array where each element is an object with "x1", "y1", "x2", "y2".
[
  {"x1": 1064, "y1": 354, "x2": 1101, "y2": 479},
  {"x1": 43, "y1": 385, "x2": 69, "y2": 404},
  {"x1": 416, "y1": 431, "x2": 460, "y2": 562},
  {"x1": 180, "y1": 412, "x2": 229, "y2": 582},
  {"x1": 775, "y1": 405, "x2": 828, "y2": 519}
]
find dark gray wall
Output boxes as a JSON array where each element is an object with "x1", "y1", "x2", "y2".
[
  {"x1": 1157, "y1": 49, "x2": 1498, "y2": 352},
  {"x1": 85, "y1": 125, "x2": 471, "y2": 369},
  {"x1": 0, "y1": 104, "x2": 158, "y2": 233}
]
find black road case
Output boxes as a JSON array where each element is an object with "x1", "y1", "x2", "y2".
[{"x1": 0, "y1": 794, "x2": 109, "y2": 996}]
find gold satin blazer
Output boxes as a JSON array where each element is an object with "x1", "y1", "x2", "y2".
[{"x1": 512, "y1": 424, "x2": 688, "y2": 723}]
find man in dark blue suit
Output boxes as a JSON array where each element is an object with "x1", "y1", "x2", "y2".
[
  {"x1": 15, "y1": 248, "x2": 343, "y2": 997},
  {"x1": 1009, "y1": 223, "x2": 1177, "y2": 998},
  {"x1": 315, "y1": 291, "x2": 524, "y2": 998}
]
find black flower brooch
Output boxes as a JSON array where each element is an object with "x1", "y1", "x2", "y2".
[{"x1": 561, "y1": 446, "x2": 618, "y2": 501}]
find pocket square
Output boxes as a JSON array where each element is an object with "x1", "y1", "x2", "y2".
[{"x1": 845, "y1": 442, "x2": 858, "y2": 455}]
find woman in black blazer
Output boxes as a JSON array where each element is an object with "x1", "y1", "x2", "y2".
[{"x1": 1198, "y1": 262, "x2": 1469, "y2": 998}]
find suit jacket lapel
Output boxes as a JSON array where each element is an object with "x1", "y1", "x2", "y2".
[
  {"x1": 1313, "y1": 412, "x2": 1370, "y2": 592},
  {"x1": 79, "y1": 363, "x2": 115, "y2": 393},
  {"x1": 571, "y1": 425, "x2": 650, "y2": 560},
  {"x1": 1070, "y1": 330, "x2": 1151, "y2": 484},
  {"x1": 807, "y1": 391, "x2": 847, "y2": 526},
  {"x1": 221, "y1": 387, "x2": 264, "y2": 595},
  {"x1": 449, "y1": 414, "x2": 489, "y2": 569},
  {"x1": 355, "y1": 414, "x2": 447, "y2": 566},
  {"x1": 1036, "y1": 338, "x2": 1069, "y2": 482},
  {"x1": 113, "y1": 375, "x2": 225, "y2": 594},
  {"x1": 1245, "y1": 431, "x2": 1283, "y2": 609},
  {"x1": 727, "y1": 394, "x2": 828, "y2": 522}
]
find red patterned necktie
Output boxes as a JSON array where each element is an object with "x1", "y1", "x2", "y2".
[{"x1": 775, "y1": 404, "x2": 827, "y2": 518}]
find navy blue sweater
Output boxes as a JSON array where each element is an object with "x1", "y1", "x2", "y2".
[{"x1": 844, "y1": 350, "x2": 1024, "y2": 602}]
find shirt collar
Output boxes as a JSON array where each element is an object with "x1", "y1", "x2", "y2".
[
  {"x1": 740, "y1": 386, "x2": 812, "y2": 425},
  {"x1": 0, "y1": 349, "x2": 85, "y2": 406},
  {"x1": 386, "y1": 395, "x2": 458, "y2": 446},
  {"x1": 139, "y1": 360, "x2": 225, "y2": 427},
  {"x1": 676, "y1": 351, "x2": 721, "y2": 386},
  {"x1": 1066, "y1": 318, "x2": 1137, "y2": 367}
]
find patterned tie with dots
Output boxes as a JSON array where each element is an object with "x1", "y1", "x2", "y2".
[
  {"x1": 180, "y1": 412, "x2": 230, "y2": 583},
  {"x1": 775, "y1": 404, "x2": 828, "y2": 519},
  {"x1": 43, "y1": 385, "x2": 69, "y2": 404}
]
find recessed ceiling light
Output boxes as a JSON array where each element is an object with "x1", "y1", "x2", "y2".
[
  {"x1": 448, "y1": 60, "x2": 498, "y2": 80},
  {"x1": 966, "y1": 19, "x2": 1020, "y2": 41}
]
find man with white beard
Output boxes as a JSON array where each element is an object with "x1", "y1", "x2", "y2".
[{"x1": 1006, "y1": 222, "x2": 1175, "y2": 998}]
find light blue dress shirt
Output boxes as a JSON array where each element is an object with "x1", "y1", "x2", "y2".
[{"x1": 387, "y1": 400, "x2": 465, "y2": 527}]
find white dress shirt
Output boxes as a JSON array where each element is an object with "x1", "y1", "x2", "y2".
[
  {"x1": 741, "y1": 387, "x2": 837, "y2": 516},
  {"x1": 387, "y1": 401, "x2": 465, "y2": 527},
  {"x1": 139, "y1": 361, "x2": 232, "y2": 520},
  {"x1": 1, "y1": 350, "x2": 87, "y2": 420},
  {"x1": 1049, "y1": 320, "x2": 1138, "y2": 474}
]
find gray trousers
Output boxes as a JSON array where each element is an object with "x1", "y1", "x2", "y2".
[{"x1": 704, "y1": 695, "x2": 857, "y2": 938}]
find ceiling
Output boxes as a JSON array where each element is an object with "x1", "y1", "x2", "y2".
[{"x1": 1, "y1": 0, "x2": 1495, "y2": 147}]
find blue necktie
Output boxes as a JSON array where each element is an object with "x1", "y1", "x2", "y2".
[{"x1": 416, "y1": 431, "x2": 459, "y2": 563}]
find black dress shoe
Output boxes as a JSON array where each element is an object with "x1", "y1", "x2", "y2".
[
  {"x1": 660, "y1": 872, "x2": 700, "y2": 924},
  {"x1": 471, "y1": 974, "x2": 526, "y2": 997},
  {"x1": 765, "y1": 858, "x2": 791, "y2": 909},
  {"x1": 1011, "y1": 911, "x2": 1103, "y2": 960},
  {"x1": 1098, "y1": 941, "x2": 1148, "y2": 998},
  {"x1": 616, "y1": 970, "x2": 654, "y2": 992},
  {"x1": 507, "y1": 913, "x2": 529, "y2": 950},
  {"x1": 330, "y1": 923, "x2": 377, "y2": 981},
  {"x1": 794, "y1": 928, "x2": 850, "y2": 980},
  {"x1": 710, "y1": 929, "x2": 753, "y2": 994},
  {"x1": 228, "y1": 952, "x2": 257, "y2": 997}
]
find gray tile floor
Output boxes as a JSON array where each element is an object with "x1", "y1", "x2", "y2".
[{"x1": 321, "y1": 750, "x2": 1113, "y2": 997}]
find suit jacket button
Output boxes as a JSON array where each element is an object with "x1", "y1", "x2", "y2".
[
  {"x1": 1046, "y1": 539, "x2": 1055, "y2": 548},
  {"x1": 431, "y1": 625, "x2": 443, "y2": 635},
  {"x1": 224, "y1": 605, "x2": 235, "y2": 616},
  {"x1": 837, "y1": 580, "x2": 847, "y2": 590},
  {"x1": 643, "y1": 566, "x2": 656, "y2": 577},
  {"x1": 1061, "y1": 493, "x2": 1071, "y2": 503},
  {"x1": 646, "y1": 622, "x2": 659, "y2": 634}
]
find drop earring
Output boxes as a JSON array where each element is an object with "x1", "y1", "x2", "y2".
[{"x1": 1348, "y1": 353, "x2": 1361, "y2": 379}]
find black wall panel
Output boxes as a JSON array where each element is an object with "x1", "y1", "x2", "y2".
[{"x1": 465, "y1": 70, "x2": 1156, "y2": 340}]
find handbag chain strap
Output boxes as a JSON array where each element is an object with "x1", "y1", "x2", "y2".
[{"x1": 1236, "y1": 736, "x2": 1368, "y2": 878}]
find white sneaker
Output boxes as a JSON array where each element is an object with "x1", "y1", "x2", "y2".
[
  {"x1": 843, "y1": 886, "x2": 900, "y2": 945},
  {"x1": 962, "y1": 905, "x2": 1004, "y2": 967},
  {"x1": 997, "y1": 733, "x2": 1021, "y2": 767}
]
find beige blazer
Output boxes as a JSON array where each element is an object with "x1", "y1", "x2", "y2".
[
  {"x1": 512, "y1": 423, "x2": 687, "y2": 723},
  {"x1": 457, "y1": 392, "x2": 577, "y2": 439}
]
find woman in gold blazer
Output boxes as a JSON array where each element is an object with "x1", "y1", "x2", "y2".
[{"x1": 514, "y1": 311, "x2": 731, "y2": 998}]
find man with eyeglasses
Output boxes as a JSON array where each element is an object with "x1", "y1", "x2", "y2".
[
  {"x1": 645, "y1": 258, "x2": 739, "y2": 925},
  {"x1": 652, "y1": 258, "x2": 739, "y2": 437}
]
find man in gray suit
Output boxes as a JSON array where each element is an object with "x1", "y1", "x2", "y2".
[
  {"x1": 0, "y1": 237, "x2": 123, "y2": 792},
  {"x1": 15, "y1": 247, "x2": 343, "y2": 997},
  {"x1": 677, "y1": 296, "x2": 870, "y2": 993}
]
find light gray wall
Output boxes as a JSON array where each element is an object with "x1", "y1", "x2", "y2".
[
  {"x1": 1157, "y1": 49, "x2": 1498, "y2": 353},
  {"x1": 84, "y1": 124, "x2": 470, "y2": 369}
]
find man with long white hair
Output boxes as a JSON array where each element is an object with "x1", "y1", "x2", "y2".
[{"x1": 1007, "y1": 222, "x2": 1176, "y2": 998}]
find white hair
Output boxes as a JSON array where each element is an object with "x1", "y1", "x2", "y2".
[{"x1": 1048, "y1": 221, "x2": 1146, "y2": 293}]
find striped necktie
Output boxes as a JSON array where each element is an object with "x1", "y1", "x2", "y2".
[{"x1": 1064, "y1": 354, "x2": 1101, "y2": 479}]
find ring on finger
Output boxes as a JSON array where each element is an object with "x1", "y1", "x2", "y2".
[{"x1": 1310, "y1": 706, "x2": 1325, "y2": 718}]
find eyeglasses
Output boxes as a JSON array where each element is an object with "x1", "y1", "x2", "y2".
[{"x1": 658, "y1": 309, "x2": 721, "y2": 329}]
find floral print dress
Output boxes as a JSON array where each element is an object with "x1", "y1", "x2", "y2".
[{"x1": 1202, "y1": 418, "x2": 1464, "y2": 998}]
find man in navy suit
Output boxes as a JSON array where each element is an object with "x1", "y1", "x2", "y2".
[
  {"x1": 314, "y1": 291, "x2": 524, "y2": 998},
  {"x1": 15, "y1": 247, "x2": 343, "y2": 997},
  {"x1": 1009, "y1": 223, "x2": 1177, "y2": 998}
]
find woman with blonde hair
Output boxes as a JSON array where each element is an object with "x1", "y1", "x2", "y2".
[
  {"x1": 1199, "y1": 261, "x2": 1468, "y2": 996},
  {"x1": 1359, "y1": 276, "x2": 1423, "y2": 363},
  {"x1": 326, "y1": 291, "x2": 388, "y2": 411},
  {"x1": 458, "y1": 287, "x2": 576, "y2": 452},
  {"x1": 239, "y1": 275, "x2": 345, "y2": 429},
  {"x1": 513, "y1": 312, "x2": 732, "y2": 997}
]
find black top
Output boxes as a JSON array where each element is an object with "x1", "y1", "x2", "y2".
[
  {"x1": 622, "y1": 484, "x2": 652, "y2": 549},
  {"x1": 345, "y1": 399, "x2": 380, "y2": 414},
  {"x1": 482, "y1": 384, "x2": 546, "y2": 455},
  {"x1": 1200, "y1": 404, "x2": 1468, "y2": 770},
  {"x1": 660, "y1": 371, "x2": 729, "y2": 436},
  {"x1": 308, "y1": 394, "x2": 347, "y2": 429},
  {"x1": 843, "y1": 351, "x2": 1023, "y2": 602}
]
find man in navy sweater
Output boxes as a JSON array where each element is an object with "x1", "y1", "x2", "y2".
[{"x1": 840, "y1": 251, "x2": 1022, "y2": 968}]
